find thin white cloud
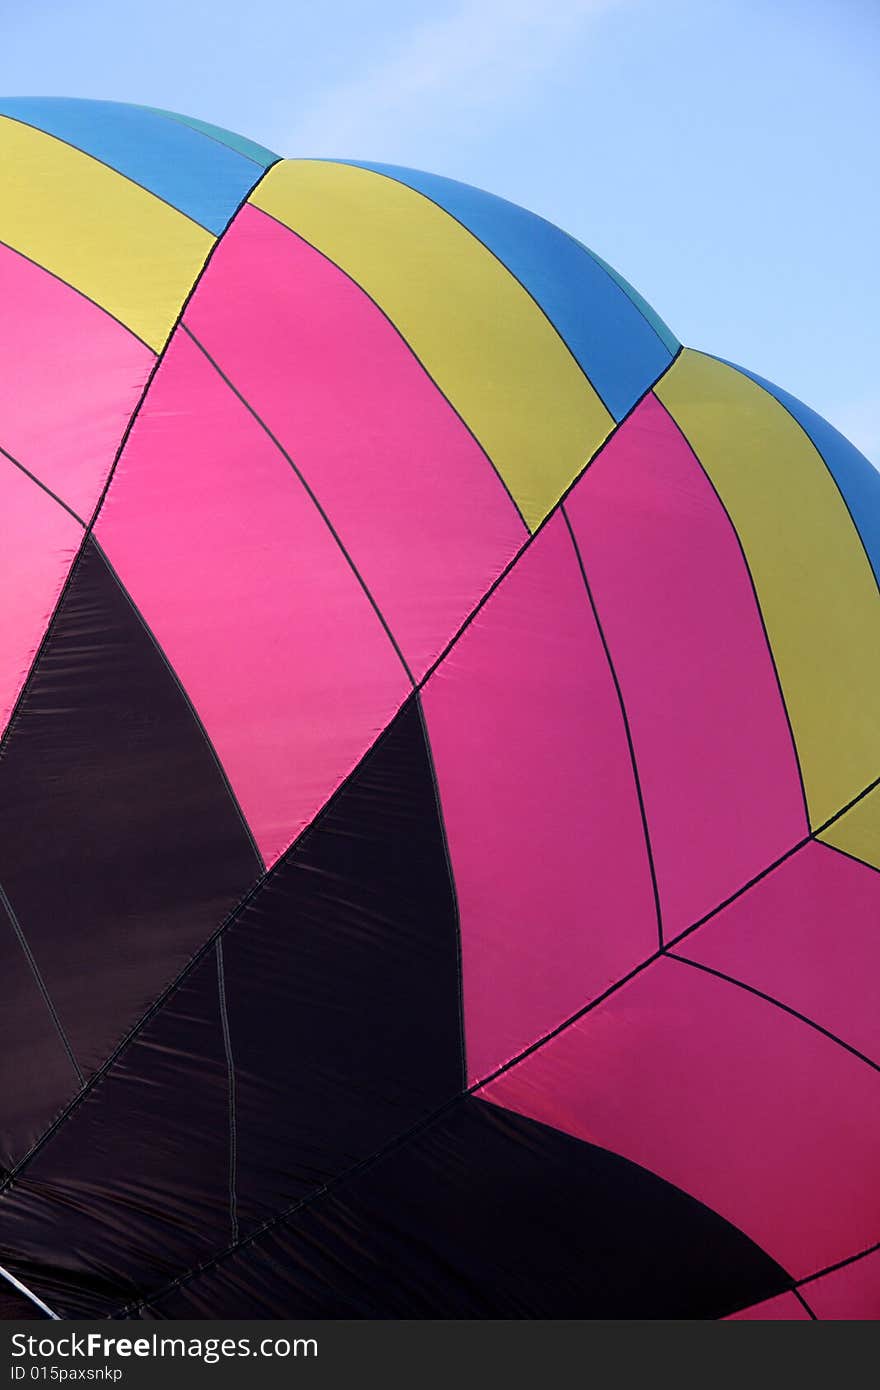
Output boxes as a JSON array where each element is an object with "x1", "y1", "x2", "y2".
[{"x1": 287, "y1": 0, "x2": 619, "y2": 158}]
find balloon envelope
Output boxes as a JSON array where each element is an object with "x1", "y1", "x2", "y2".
[{"x1": 0, "y1": 98, "x2": 878, "y2": 1320}]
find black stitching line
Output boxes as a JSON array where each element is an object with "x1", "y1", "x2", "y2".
[
  {"x1": 415, "y1": 691, "x2": 467, "y2": 1090},
  {"x1": 798, "y1": 1240, "x2": 880, "y2": 1289},
  {"x1": 409, "y1": 352, "x2": 683, "y2": 693},
  {"x1": 705, "y1": 350, "x2": 880, "y2": 601},
  {"x1": 792, "y1": 1287, "x2": 818, "y2": 1319},
  {"x1": 0, "y1": 235, "x2": 154, "y2": 351},
  {"x1": 651, "y1": 386, "x2": 812, "y2": 831},
  {"x1": 248, "y1": 199, "x2": 531, "y2": 532},
  {"x1": 812, "y1": 772, "x2": 879, "y2": 834},
  {"x1": 561, "y1": 503, "x2": 664, "y2": 948},
  {"x1": 469, "y1": 769, "x2": 877, "y2": 1083},
  {"x1": 215, "y1": 939, "x2": 239, "y2": 1245},
  {"x1": 722, "y1": 1241, "x2": 880, "y2": 1319},
  {"x1": 665, "y1": 954, "x2": 880, "y2": 1073},
  {"x1": 0, "y1": 111, "x2": 264, "y2": 237},
  {"x1": 94, "y1": 541, "x2": 264, "y2": 869},
  {"x1": 0, "y1": 443, "x2": 85, "y2": 525},
  {"x1": 662, "y1": 770, "x2": 878, "y2": 958},
  {"x1": 180, "y1": 324, "x2": 416, "y2": 688},
  {"x1": 109, "y1": 766, "x2": 880, "y2": 1315},
  {"x1": 817, "y1": 836, "x2": 880, "y2": 878},
  {"x1": 0, "y1": 880, "x2": 83, "y2": 1087},
  {"x1": 337, "y1": 160, "x2": 673, "y2": 419},
  {"x1": 0, "y1": 162, "x2": 277, "y2": 772},
  {"x1": 666, "y1": 837, "x2": 810, "y2": 949}
]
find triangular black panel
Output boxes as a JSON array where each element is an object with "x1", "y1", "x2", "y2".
[
  {"x1": 147, "y1": 1095, "x2": 792, "y2": 1320},
  {"x1": 223, "y1": 693, "x2": 463, "y2": 1231},
  {"x1": 0, "y1": 948, "x2": 234, "y2": 1320},
  {"x1": 0, "y1": 539, "x2": 261, "y2": 1144}
]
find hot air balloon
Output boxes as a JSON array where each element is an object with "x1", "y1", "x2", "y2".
[{"x1": 0, "y1": 98, "x2": 877, "y2": 1321}]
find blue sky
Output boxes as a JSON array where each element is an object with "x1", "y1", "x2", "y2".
[{"x1": 4, "y1": 0, "x2": 878, "y2": 461}]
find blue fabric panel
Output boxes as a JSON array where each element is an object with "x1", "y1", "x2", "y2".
[
  {"x1": 590, "y1": 247, "x2": 679, "y2": 356},
  {"x1": 723, "y1": 358, "x2": 880, "y2": 586},
  {"x1": 0, "y1": 97, "x2": 266, "y2": 234},
  {"x1": 349, "y1": 160, "x2": 676, "y2": 419},
  {"x1": 141, "y1": 107, "x2": 279, "y2": 168}
]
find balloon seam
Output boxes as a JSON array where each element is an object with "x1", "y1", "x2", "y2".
[
  {"x1": 650, "y1": 392, "x2": 811, "y2": 832},
  {"x1": 0, "y1": 878, "x2": 84, "y2": 1086},
  {"x1": 797, "y1": 1239, "x2": 880, "y2": 1289},
  {"x1": 0, "y1": 234, "x2": 154, "y2": 351},
  {"x1": 561, "y1": 501, "x2": 664, "y2": 948},
  {"x1": 664, "y1": 952, "x2": 880, "y2": 1073},
  {"x1": 216, "y1": 938, "x2": 239, "y2": 1245},
  {"x1": 180, "y1": 322, "x2": 418, "y2": 687},
  {"x1": 0, "y1": 441, "x2": 86, "y2": 525}
]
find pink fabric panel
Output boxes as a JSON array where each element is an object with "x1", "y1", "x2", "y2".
[
  {"x1": 0, "y1": 244, "x2": 153, "y2": 519},
  {"x1": 479, "y1": 955, "x2": 880, "y2": 1278},
  {"x1": 96, "y1": 329, "x2": 410, "y2": 867},
  {"x1": 805, "y1": 1249, "x2": 880, "y2": 1320},
  {"x1": 724, "y1": 1292, "x2": 810, "y2": 1321},
  {"x1": 183, "y1": 205, "x2": 526, "y2": 679},
  {"x1": 0, "y1": 462, "x2": 82, "y2": 737},
  {"x1": 680, "y1": 841, "x2": 880, "y2": 1063},
  {"x1": 422, "y1": 511, "x2": 657, "y2": 1084},
  {"x1": 564, "y1": 393, "x2": 806, "y2": 938}
]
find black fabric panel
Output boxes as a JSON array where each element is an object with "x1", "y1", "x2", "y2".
[
  {"x1": 0, "y1": 539, "x2": 261, "y2": 1146},
  {"x1": 141, "y1": 1096, "x2": 791, "y2": 1320},
  {"x1": 0, "y1": 949, "x2": 234, "y2": 1320},
  {"x1": 223, "y1": 694, "x2": 462, "y2": 1231},
  {"x1": 0, "y1": 910, "x2": 80, "y2": 1173}
]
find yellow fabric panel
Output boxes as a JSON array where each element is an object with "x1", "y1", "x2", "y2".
[
  {"x1": 819, "y1": 786, "x2": 880, "y2": 870},
  {"x1": 656, "y1": 350, "x2": 880, "y2": 829},
  {"x1": 0, "y1": 117, "x2": 212, "y2": 350},
  {"x1": 251, "y1": 160, "x2": 612, "y2": 530}
]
